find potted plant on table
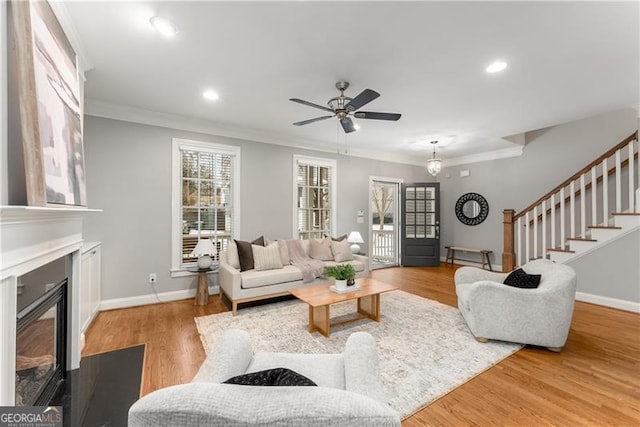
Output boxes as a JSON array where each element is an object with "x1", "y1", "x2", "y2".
[{"x1": 325, "y1": 264, "x2": 356, "y2": 290}]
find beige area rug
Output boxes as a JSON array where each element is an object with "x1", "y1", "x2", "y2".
[{"x1": 195, "y1": 290, "x2": 522, "y2": 419}]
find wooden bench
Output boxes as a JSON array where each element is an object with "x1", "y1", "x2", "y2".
[{"x1": 445, "y1": 246, "x2": 493, "y2": 271}]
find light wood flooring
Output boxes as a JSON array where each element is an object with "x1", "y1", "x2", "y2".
[{"x1": 83, "y1": 264, "x2": 640, "y2": 426}]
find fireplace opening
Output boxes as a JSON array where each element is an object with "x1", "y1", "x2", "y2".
[{"x1": 15, "y1": 277, "x2": 67, "y2": 406}]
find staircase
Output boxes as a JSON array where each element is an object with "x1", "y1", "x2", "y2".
[{"x1": 503, "y1": 131, "x2": 639, "y2": 270}]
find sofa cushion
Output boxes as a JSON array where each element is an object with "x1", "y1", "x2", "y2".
[
  {"x1": 240, "y1": 266, "x2": 303, "y2": 289},
  {"x1": 503, "y1": 268, "x2": 541, "y2": 289},
  {"x1": 277, "y1": 240, "x2": 290, "y2": 266},
  {"x1": 235, "y1": 236, "x2": 265, "y2": 271},
  {"x1": 252, "y1": 242, "x2": 283, "y2": 271},
  {"x1": 223, "y1": 368, "x2": 317, "y2": 387},
  {"x1": 331, "y1": 239, "x2": 354, "y2": 262},
  {"x1": 310, "y1": 238, "x2": 333, "y2": 261},
  {"x1": 226, "y1": 240, "x2": 241, "y2": 269}
]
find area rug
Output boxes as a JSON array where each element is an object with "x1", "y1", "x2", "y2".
[{"x1": 195, "y1": 291, "x2": 521, "y2": 419}]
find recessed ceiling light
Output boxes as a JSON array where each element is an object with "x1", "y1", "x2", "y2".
[
  {"x1": 202, "y1": 90, "x2": 219, "y2": 101},
  {"x1": 486, "y1": 61, "x2": 508, "y2": 73},
  {"x1": 150, "y1": 16, "x2": 178, "y2": 38},
  {"x1": 353, "y1": 122, "x2": 361, "y2": 131}
]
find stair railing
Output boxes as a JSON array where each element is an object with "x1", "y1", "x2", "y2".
[{"x1": 503, "y1": 131, "x2": 638, "y2": 271}]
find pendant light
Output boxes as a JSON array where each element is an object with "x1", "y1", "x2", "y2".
[{"x1": 426, "y1": 140, "x2": 442, "y2": 176}]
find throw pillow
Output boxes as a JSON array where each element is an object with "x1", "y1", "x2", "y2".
[
  {"x1": 276, "y1": 240, "x2": 290, "y2": 266},
  {"x1": 503, "y1": 268, "x2": 542, "y2": 289},
  {"x1": 331, "y1": 239, "x2": 354, "y2": 262},
  {"x1": 309, "y1": 237, "x2": 334, "y2": 261},
  {"x1": 252, "y1": 242, "x2": 284, "y2": 271},
  {"x1": 235, "y1": 236, "x2": 266, "y2": 271},
  {"x1": 225, "y1": 240, "x2": 241, "y2": 269},
  {"x1": 223, "y1": 368, "x2": 317, "y2": 387}
]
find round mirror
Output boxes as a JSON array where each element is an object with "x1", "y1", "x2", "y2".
[{"x1": 455, "y1": 193, "x2": 489, "y2": 225}]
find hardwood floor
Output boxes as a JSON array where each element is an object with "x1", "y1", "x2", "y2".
[{"x1": 83, "y1": 264, "x2": 640, "y2": 426}]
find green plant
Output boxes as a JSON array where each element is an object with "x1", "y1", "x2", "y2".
[{"x1": 325, "y1": 264, "x2": 355, "y2": 280}]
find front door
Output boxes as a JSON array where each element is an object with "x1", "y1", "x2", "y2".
[{"x1": 401, "y1": 183, "x2": 440, "y2": 266}]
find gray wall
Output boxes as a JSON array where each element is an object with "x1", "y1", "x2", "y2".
[
  {"x1": 82, "y1": 116, "x2": 428, "y2": 300},
  {"x1": 439, "y1": 108, "x2": 638, "y2": 268}
]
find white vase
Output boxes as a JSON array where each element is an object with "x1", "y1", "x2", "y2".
[{"x1": 335, "y1": 279, "x2": 348, "y2": 290}]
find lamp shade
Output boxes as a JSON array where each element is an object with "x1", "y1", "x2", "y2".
[
  {"x1": 191, "y1": 239, "x2": 216, "y2": 256},
  {"x1": 347, "y1": 231, "x2": 364, "y2": 244},
  {"x1": 426, "y1": 158, "x2": 442, "y2": 176}
]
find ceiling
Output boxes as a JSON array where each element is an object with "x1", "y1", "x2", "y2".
[{"x1": 60, "y1": 1, "x2": 639, "y2": 166}]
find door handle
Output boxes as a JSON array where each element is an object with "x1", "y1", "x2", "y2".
[{"x1": 435, "y1": 225, "x2": 440, "y2": 240}]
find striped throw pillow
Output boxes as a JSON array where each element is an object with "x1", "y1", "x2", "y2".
[{"x1": 252, "y1": 242, "x2": 284, "y2": 271}]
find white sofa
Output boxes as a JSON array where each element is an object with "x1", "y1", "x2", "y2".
[
  {"x1": 219, "y1": 239, "x2": 369, "y2": 315},
  {"x1": 128, "y1": 329, "x2": 400, "y2": 426}
]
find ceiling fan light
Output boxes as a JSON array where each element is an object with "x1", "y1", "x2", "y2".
[{"x1": 150, "y1": 16, "x2": 178, "y2": 38}]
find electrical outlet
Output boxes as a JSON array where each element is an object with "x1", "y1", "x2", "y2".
[{"x1": 148, "y1": 273, "x2": 157, "y2": 284}]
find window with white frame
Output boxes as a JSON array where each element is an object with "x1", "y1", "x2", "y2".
[
  {"x1": 293, "y1": 155, "x2": 337, "y2": 239},
  {"x1": 172, "y1": 139, "x2": 240, "y2": 274}
]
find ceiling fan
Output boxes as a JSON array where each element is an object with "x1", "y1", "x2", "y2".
[{"x1": 290, "y1": 81, "x2": 401, "y2": 133}]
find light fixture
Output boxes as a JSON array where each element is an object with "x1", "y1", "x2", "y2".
[
  {"x1": 150, "y1": 16, "x2": 178, "y2": 38},
  {"x1": 202, "y1": 90, "x2": 219, "y2": 101},
  {"x1": 347, "y1": 231, "x2": 364, "y2": 254},
  {"x1": 190, "y1": 239, "x2": 216, "y2": 269},
  {"x1": 486, "y1": 61, "x2": 507, "y2": 73},
  {"x1": 353, "y1": 121, "x2": 361, "y2": 131},
  {"x1": 426, "y1": 140, "x2": 442, "y2": 177}
]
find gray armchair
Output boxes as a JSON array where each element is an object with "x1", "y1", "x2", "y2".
[
  {"x1": 455, "y1": 259, "x2": 577, "y2": 351},
  {"x1": 129, "y1": 329, "x2": 400, "y2": 426}
]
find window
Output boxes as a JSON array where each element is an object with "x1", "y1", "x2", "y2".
[
  {"x1": 172, "y1": 139, "x2": 240, "y2": 275},
  {"x1": 293, "y1": 155, "x2": 337, "y2": 239}
]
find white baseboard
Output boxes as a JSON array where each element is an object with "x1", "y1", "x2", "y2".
[
  {"x1": 575, "y1": 291, "x2": 640, "y2": 313},
  {"x1": 99, "y1": 286, "x2": 220, "y2": 311}
]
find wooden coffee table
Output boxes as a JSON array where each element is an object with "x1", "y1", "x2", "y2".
[{"x1": 289, "y1": 277, "x2": 397, "y2": 337}]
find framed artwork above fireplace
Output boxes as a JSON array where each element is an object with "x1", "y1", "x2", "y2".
[{"x1": 11, "y1": 0, "x2": 87, "y2": 207}]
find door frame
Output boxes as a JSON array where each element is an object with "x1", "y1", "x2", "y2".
[{"x1": 368, "y1": 176, "x2": 403, "y2": 269}]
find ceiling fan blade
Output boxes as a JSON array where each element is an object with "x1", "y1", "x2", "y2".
[
  {"x1": 289, "y1": 98, "x2": 334, "y2": 113},
  {"x1": 354, "y1": 111, "x2": 402, "y2": 121},
  {"x1": 345, "y1": 89, "x2": 380, "y2": 112},
  {"x1": 293, "y1": 115, "x2": 333, "y2": 126},
  {"x1": 340, "y1": 117, "x2": 356, "y2": 133}
]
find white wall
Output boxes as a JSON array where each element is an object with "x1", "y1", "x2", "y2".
[{"x1": 82, "y1": 115, "x2": 428, "y2": 301}]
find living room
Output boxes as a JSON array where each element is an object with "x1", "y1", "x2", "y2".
[{"x1": 1, "y1": 1, "x2": 639, "y2": 426}]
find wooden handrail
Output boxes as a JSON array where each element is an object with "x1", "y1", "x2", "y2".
[
  {"x1": 526, "y1": 152, "x2": 638, "y2": 225},
  {"x1": 514, "y1": 131, "x2": 638, "y2": 221}
]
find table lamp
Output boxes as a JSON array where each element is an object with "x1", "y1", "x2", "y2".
[
  {"x1": 347, "y1": 231, "x2": 364, "y2": 254},
  {"x1": 191, "y1": 238, "x2": 216, "y2": 269}
]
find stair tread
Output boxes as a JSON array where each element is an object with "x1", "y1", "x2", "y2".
[
  {"x1": 587, "y1": 225, "x2": 622, "y2": 229},
  {"x1": 547, "y1": 248, "x2": 575, "y2": 253},
  {"x1": 567, "y1": 237, "x2": 597, "y2": 241}
]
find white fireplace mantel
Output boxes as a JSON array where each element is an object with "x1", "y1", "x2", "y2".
[{"x1": 0, "y1": 205, "x2": 101, "y2": 405}]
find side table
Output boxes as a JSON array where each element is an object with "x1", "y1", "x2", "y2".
[{"x1": 188, "y1": 265, "x2": 217, "y2": 306}]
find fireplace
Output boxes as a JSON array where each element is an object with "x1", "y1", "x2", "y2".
[
  {"x1": 1, "y1": 206, "x2": 93, "y2": 405},
  {"x1": 15, "y1": 274, "x2": 67, "y2": 406}
]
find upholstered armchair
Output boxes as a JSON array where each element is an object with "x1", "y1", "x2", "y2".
[
  {"x1": 128, "y1": 329, "x2": 400, "y2": 426},
  {"x1": 455, "y1": 259, "x2": 577, "y2": 351}
]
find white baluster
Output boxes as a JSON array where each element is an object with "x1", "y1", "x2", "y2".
[
  {"x1": 591, "y1": 166, "x2": 597, "y2": 226},
  {"x1": 516, "y1": 217, "x2": 522, "y2": 267},
  {"x1": 580, "y1": 174, "x2": 586, "y2": 237},
  {"x1": 602, "y1": 158, "x2": 609, "y2": 223},
  {"x1": 533, "y1": 206, "x2": 538, "y2": 260},
  {"x1": 570, "y1": 180, "x2": 576, "y2": 238},
  {"x1": 525, "y1": 212, "x2": 530, "y2": 262},
  {"x1": 615, "y1": 149, "x2": 622, "y2": 213},
  {"x1": 550, "y1": 193, "x2": 556, "y2": 249},
  {"x1": 560, "y1": 187, "x2": 566, "y2": 248},
  {"x1": 629, "y1": 141, "x2": 635, "y2": 212},
  {"x1": 541, "y1": 200, "x2": 547, "y2": 259}
]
